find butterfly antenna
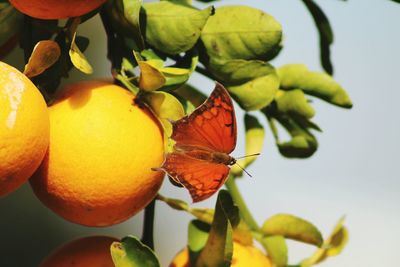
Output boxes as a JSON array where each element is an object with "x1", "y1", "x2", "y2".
[
  {"x1": 235, "y1": 153, "x2": 261, "y2": 160},
  {"x1": 234, "y1": 162, "x2": 253, "y2": 178}
]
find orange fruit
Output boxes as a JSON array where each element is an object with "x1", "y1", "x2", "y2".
[
  {"x1": 30, "y1": 80, "x2": 165, "y2": 226},
  {"x1": 0, "y1": 61, "x2": 49, "y2": 197},
  {"x1": 40, "y1": 236, "x2": 118, "y2": 267},
  {"x1": 170, "y1": 241, "x2": 272, "y2": 267},
  {"x1": 9, "y1": 0, "x2": 107, "y2": 20}
]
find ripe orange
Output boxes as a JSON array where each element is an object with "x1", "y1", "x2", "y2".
[
  {"x1": 9, "y1": 0, "x2": 107, "y2": 20},
  {"x1": 30, "y1": 80, "x2": 165, "y2": 226},
  {"x1": 0, "y1": 61, "x2": 49, "y2": 197},
  {"x1": 170, "y1": 241, "x2": 272, "y2": 267},
  {"x1": 40, "y1": 236, "x2": 117, "y2": 267}
]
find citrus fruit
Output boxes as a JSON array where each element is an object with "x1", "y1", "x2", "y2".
[
  {"x1": 30, "y1": 80, "x2": 165, "y2": 226},
  {"x1": 170, "y1": 241, "x2": 272, "y2": 267},
  {"x1": 0, "y1": 61, "x2": 49, "y2": 197},
  {"x1": 40, "y1": 236, "x2": 118, "y2": 267},
  {"x1": 9, "y1": 0, "x2": 107, "y2": 20}
]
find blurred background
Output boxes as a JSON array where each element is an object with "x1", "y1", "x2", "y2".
[{"x1": 1, "y1": 0, "x2": 399, "y2": 266}]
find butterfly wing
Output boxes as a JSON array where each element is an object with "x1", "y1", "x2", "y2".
[
  {"x1": 172, "y1": 82, "x2": 237, "y2": 154},
  {"x1": 161, "y1": 152, "x2": 230, "y2": 202}
]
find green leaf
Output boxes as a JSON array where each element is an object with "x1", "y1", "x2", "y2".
[
  {"x1": 209, "y1": 59, "x2": 279, "y2": 110},
  {"x1": 143, "y1": 2, "x2": 213, "y2": 54},
  {"x1": 69, "y1": 32, "x2": 93, "y2": 74},
  {"x1": 302, "y1": 0, "x2": 334, "y2": 74},
  {"x1": 201, "y1": 5, "x2": 282, "y2": 61},
  {"x1": 262, "y1": 214, "x2": 323, "y2": 247},
  {"x1": 196, "y1": 190, "x2": 239, "y2": 267},
  {"x1": 301, "y1": 217, "x2": 348, "y2": 267},
  {"x1": 174, "y1": 84, "x2": 207, "y2": 108},
  {"x1": 142, "y1": 91, "x2": 185, "y2": 138},
  {"x1": 111, "y1": 236, "x2": 160, "y2": 267},
  {"x1": 231, "y1": 114, "x2": 265, "y2": 176},
  {"x1": 23, "y1": 40, "x2": 61, "y2": 78},
  {"x1": 278, "y1": 64, "x2": 352, "y2": 108},
  {"x1": 260, "y1": 235, "x2": 288, "y2": 267},
  {"x1": 0, "y1": 3, "x2": 23, "y2": 58},
  {"x1": 275, "y1": 89, "x2": 315, "y2": 119}
]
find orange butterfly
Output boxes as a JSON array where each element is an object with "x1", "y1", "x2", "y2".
[{"x1": 155, "y1": 82, "x2": 237, "y2": 202}]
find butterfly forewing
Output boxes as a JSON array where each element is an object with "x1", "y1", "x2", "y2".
[
  {"x1": 172, "y1": 83, "x2": 237, "y2": 154},
  {"x1": 161, "y1": 152, "x2": 230, "y2": 202}
]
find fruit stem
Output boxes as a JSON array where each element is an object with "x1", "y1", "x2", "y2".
[
  {"x1": 141, "y1": 198, "x2": 156, "y2": 250},
  {"x1": 225, "y1": 175, "x2": 261, "y2": 232}
]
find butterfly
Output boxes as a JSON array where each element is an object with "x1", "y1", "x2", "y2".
[{"x1": 154, "y1": 82, "x2": 237, "y2": 202}]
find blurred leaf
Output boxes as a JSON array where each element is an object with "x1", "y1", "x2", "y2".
[
  {"x1": 196, "y1": 190, "x2": 239, "y2": 267},
  {"x1": 278, "y1": 64, "x2": 352, "y2": 108},
  {"x1": 233, "y1": 219, "x2": 253, "y2": 246},
  {"x1": 143, "y1": 91, "x2": 185, "y2": 138},
  {"x1": 23, "y1": 40, "x2": 61, "y2": 78},
  {"x1": 201, "y1": 6, "x2": 282, "y2": 61},
  {"x1": 390, "y1": 0, "x2": 400, "y2": 3},
  {"x1": 301, "y1": 217, "x2": 349, "y2": 267},
  {"x1": 209, "y1": 59, "x2": 279, "y2": 110},
  {"x1": 260, "y1": 235, "x2": 288, "y2": 267},
  {"x1": 302, "y1": 0, "x2": 334, "y2": 74},
  {"x1": 69, "y1": 32, "x2": 93, "y2": 74},
  {"x1": 143, "y1": 2, "x2": 213, "y2": 54},
  {"x1": 0, "y1": 3, "x2": 23, "y2": 58},
  {"x1": 138, "y1": 61, "x2": 166, "y2": 91},
  {"x1": 231, "y1": 114, "x2": 265, "y2": 177},
  {"x1": 262, "y1": 214, "x2": 323, "y2": 247},
  {"x1": 188, "y1": 220, "x2": 211, "y2": 266},
  {"x1": 111, "y1": 236, "x2": 160, "y2": 267},
  {"x1": 275, "y1": 89, "x2": 315, "y2": 119}
]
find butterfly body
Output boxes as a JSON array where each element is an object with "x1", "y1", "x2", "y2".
[{"x1": 157, "y1": 83, "x2": 237, "y2": 202}]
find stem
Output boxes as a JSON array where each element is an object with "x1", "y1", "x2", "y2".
[
  {"x1": 141, "y1": 198, "x2": 156, "y2": 250},
  {"x1": 225, "y1": 175, "x2": 261, "y2": 232}
]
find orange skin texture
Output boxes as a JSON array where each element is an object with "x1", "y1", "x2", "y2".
[
  {"x1": 40, "y1": 236, "x2": 118, "y2": 267},
  {"x1": 170, "y1": 242, "x2": 273, "y2": 267},
  {"x1": 30, "y1": 81, "x2": 165, "y2": 226},
  {"x1": 9, "y1": 0, "x2": 107, "y2": 19},
  {"x1": 0, "y1": 61, "x2": 49, "y2": 197}
]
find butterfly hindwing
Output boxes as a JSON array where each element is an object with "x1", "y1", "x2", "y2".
[
  {"x1": 172, "y1": 83, "x2": 237, "y2": 154},
  {"x1": 161, "y1": 152, "x2": 230, "y2": 202}
]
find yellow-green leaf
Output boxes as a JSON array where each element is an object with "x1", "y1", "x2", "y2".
[
  {"x1": 23, "y1": 40, "x2": 61, "y2": 78},
  {"x1": 301, "y1": 217, "x2": 349, "y2": 267},
  {"x1": 260, "y1": 235, "x2": 288, "y2": 267},
  {"x1": 275, "y1": 89, "x2": 316, "y2": 119},
  {"x1": 278, "y1": 64, "x2": 352, "y2": 108},
  {"x1": 231, "y1": 114, "x2": 265, "y2": 177},
  {"x1": 111, "y1": 236, "x2": 160, "y2": 267},
  {"x1": 69, "y1": 32, "x2": 93, "y2": 74},
  {"x1": 262, "y1": 214, "x2": 323, "y2": 247},
  {"x1": 138, "y1": 61, "x2": 166, "y2": 91}
]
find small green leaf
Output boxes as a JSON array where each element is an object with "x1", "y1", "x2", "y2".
[
  {"x1": 143, "y1": 2, "x2": 213, "y2": 54},
  {"x1": 196, "y1": 190, "x2": 239, "y2": 267},
  {"x1": 201, "y1": 5, "x2": 282, "y2": 61},
  {"x1": 174, "y1": 84, "x2": 207, "y2": 107},
  {"x1": 260, "y1": 235, "x2": 288, "y2": 267},
  {"x1": 262, "y1": 214, "x2": 323, "y2": 247},
  {"x1": 111, "y1": 236, "x2": 160, "y2": 267},
  {"x1": 231, "y1": 114, "x2": 265, "y2": 176},
  {"x1": 69, "y1": 32, "x2": 93, "y2": 74},
  {"x1": 138, "y1": 61, "x2": 166, "y2": 91},
  {"x1": 302, "y1": 0, "x2": 334, "y2": 74},
  {"x1": 209, "y1": 59, "x2": 279, "y2": 111},
  {"x1": 143, "y1": 90, "x2": 185, "y2": 145},
  {"x1": 275, "y1": 89, "x2": 315, "y2": 119},
  {"x1": 300, "y1": 217, "x2": 348, "y2": 267},
  {"x1": 278, "y1": 64, "x2": 352, "y2": 108},
  {"x1": 23, "y1": 40, "x2": 61, "y2": 78}
]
